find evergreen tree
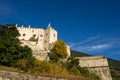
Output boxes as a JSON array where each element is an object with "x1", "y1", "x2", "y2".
[{"x1": 0, "y1": 24, "x2": 34, "y2": 67}]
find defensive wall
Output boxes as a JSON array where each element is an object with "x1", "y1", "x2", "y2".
[{"x1": 77, "y1": 56, "x2": 112, "y2": 80}]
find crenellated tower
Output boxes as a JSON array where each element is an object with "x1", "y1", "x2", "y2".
[{"x1": 44, "y1": 23, "x2": 57, "y2": 51}]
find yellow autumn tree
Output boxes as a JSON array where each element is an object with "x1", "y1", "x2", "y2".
[{"x1": 49, "y1": 40, "x2": 68, "y2": 62}]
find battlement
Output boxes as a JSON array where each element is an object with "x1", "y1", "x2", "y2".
[{"x1": 17, "y1": 25, "x2": 44, "y2": 31}]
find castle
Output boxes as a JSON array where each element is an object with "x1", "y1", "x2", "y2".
[
  {"x1": 16, "y1": 23, "x2": 70, "y2": 60},
  {"x1": 16, "y1": 24, "x2": 112, "y2": 80}
]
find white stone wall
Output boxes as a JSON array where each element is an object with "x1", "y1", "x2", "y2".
[
  {"x1": 66, "y1": 45, "x2": 71, "y2": 57},
  {"x1": 17, "y1": 24, "x2": 57, "y2": 51},
  {"x1": 44, "y1": 27, "x2": 57, "y2": 50},
  {"x1": 18, "y1": 27, "x2": 44, "y2": 41}
]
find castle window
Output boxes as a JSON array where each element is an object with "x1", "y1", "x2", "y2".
[
  {"x1": 53, "y1": 34, "x2": 55, "y2": 37},
  {"x1": 23, "y1": 34, "x2": 25, "y2": 36},
  {"x1": 33, "y1": 34, "x2": 36, "y2": 37},
  {"x1": 40, "y1": 35, "x2": 43, "y2": 37},
  {"x1": 46, "y1": 33, "x2": 48, "y2": 36},
  {"x1": 45, "y1": 41, "x2": 47, "y2": 43}
]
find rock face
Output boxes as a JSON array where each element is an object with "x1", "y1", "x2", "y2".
[
  {"x1": 78, "y1": 56, "x2": 112, "y2": 80},
  {"x1": 0, "y1": 70, "x2": 66, "y2": 80}
]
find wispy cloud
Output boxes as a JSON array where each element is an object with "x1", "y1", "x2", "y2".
[
  {"x1": 82, "y1": 44, "x2": 111, "y2": 51},
  {"x1": 69, "y1": 35, "x2": 120, "y2": 54},
  {"x1": 89, "y1": 44, "x2": 111, "y2": 50},
  {"x1": 69, "y1": 35, "x2": 100, "y2": 48}
]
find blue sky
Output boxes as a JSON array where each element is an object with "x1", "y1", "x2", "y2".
[{"x1": 0, "y1": 0, "x2": 120, "y2": 60}]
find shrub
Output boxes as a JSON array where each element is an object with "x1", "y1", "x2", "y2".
[
  {"x1": 29, "y1": 36, "x2": 38, "y2": 41},
  {"x1": 16, "y1": 59, "x2": 28, "y2": 70},
  {"x1": 49, "y1": 40, "x2": 68, "y2": 63}
]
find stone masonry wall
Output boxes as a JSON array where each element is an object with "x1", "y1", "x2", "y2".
[
  {"x1": 79, "y1": 56, "x2": 108, "y2": 67},
  {"x1": 88, "y1": 67, "x2": 112, "y2": 80},
  {"x1": 78, "y1": 56, "x2": 112, "y2": 80},
  {"x1": 0, "y1": 70, "x2": 66, "y2": 80}
]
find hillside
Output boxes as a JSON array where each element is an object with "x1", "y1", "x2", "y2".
[
  {"x1": 71, "y1": 50, "x2": 120, "y2": 80},
  {"x1": 0, "y1": 25, "x2": 100, "y2": 80},
  {"x1": 71, "y1": 50, "x2": 91, "y2": 57}
]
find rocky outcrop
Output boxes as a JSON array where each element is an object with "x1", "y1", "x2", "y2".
[
  {"x1": 78, "y1": 56, "x2": 112, "y2": 80},
  {"x1": 0, "y1": 70, "x2": 66, "y2": 80}
]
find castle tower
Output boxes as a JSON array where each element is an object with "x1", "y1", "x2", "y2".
[{"x1": 44, "y1": 23, "x2": 57, "y2": 51}]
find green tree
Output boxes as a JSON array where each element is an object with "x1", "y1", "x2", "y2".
[
  {"x1": 49, "y1": 40, "x2": 68, "y2": 62},
  {"x1": 0, "y1": 24, "x2": 34, "y2": 67}
]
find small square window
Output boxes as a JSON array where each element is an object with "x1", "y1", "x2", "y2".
[
  {"x1": 46, "y1": 33, "x2": 48, "y2": 36},
  {"x1": 23, "y1": 34, "x2": 25, "y2": 36},
  {"x1": 40, "y1": 35, "x2": 43, "y2": 37},
  {"x1": 33, "y1": 34, "x2": 36, "y2": 37},
  {"x1": 54, "y1": 34, "x2": 55, "y2": 37},
  {"x1": 45, "y1": 41, "x2": 47, "y2": 43}
]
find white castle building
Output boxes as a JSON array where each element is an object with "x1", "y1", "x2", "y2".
[{"x1": 16, "y1": 23, "x2": 70, "y2": 60}]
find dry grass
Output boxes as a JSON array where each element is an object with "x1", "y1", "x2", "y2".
[{"x1": 0, "y1": 65, "x2": 91, "y2": 80}]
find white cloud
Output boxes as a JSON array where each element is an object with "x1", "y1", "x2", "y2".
[
  {"x1": 86, "y1": 44, "x2": 111, "y2": 50},
  {"x1": 73, "y1": 44, "x2": 111, "y2": 51},
  {"x1": 90, "y1": 44, "x2": 111, "y2": 49},
  {"x1": 69, "y1": 35, "x2": 120, "y2": 53},
  {"x1": 69, "y1": 35, "x2": 100, "y2": 48}
]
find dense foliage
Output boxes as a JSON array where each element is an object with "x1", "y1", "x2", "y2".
[
  {"x1": 49, "y1": 40, "x2": 68, "y2": 62},
  {"x1": 0, "y1": 24, "x2": 34, "y2": 67}
]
